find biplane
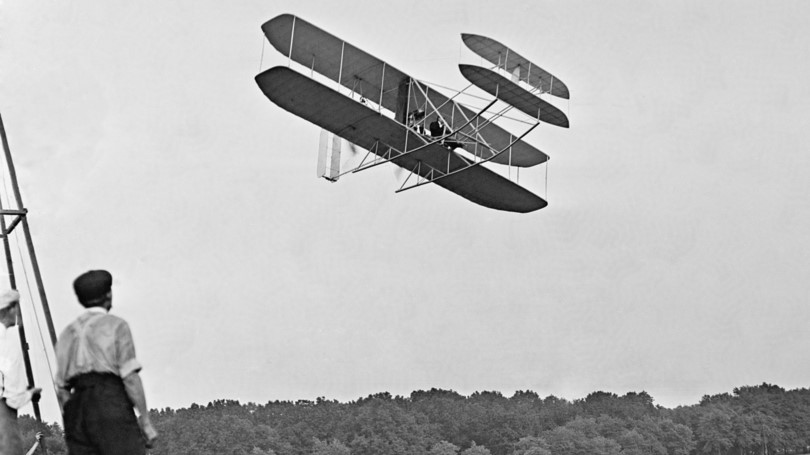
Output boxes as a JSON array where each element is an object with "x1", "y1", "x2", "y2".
[{"x1": 255, "y1": 14, "x2": 570, "y2": 213}]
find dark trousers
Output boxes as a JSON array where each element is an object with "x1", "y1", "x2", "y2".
[
  {"x1": 64, "y1": 373, "x2": 145, "y2": 455},
  {"x1": 0, "y1": 398, "x2": 22, "y2": 455}
]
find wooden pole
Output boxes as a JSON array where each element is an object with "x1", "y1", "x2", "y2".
[
  {"x1": 0, "y1": 111, "x2": 58, "y2": 423},
  {"x1": 0, "y1": 112, "x2": 56, "y2": 346},
  {"x1": 0, "y1": 200, "x2": 41, "y2": 421}
]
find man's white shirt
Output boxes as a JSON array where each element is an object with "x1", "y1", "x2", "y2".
[{"x1": 0, "y1": 324, "x2": 33, "y2": 409}]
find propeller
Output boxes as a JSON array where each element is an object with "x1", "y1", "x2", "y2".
[
  {"x1": 392, "y1": 165, "x2": 404, "y2": 181},
  {"x1": 344, "y1": 138, "x2": 404, "y2": 182},
  {"x1": 346, "y1": 141, "x2": 359, "y2": 156}
]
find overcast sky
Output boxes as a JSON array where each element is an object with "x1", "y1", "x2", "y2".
[{"x1": 1, "y1": 0, "x2": 809, "y2": 425}]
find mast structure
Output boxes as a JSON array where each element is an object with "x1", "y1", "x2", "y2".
[{"x1": 0, "y1": 111, "x2": 57, "y2": 423}]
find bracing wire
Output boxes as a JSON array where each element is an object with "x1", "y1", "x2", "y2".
[
  {"x1": 0, "y1": 152, "x2": 58, "y2": 392},
  {"x1": 13, "y1": 231, "x2": 56, "y2": 386},
  {"x1": 419, "y1": 78, "x2": 538, "y2": 126}
]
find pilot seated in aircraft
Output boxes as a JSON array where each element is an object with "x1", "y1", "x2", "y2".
[
  {"x1": 429, "y1": 117, "x2": 448, "y2": 138},
  {"x1": 408, "y1": 109, "x2": 426, "y2": 134},
  {"x1": 430, "y1": 117, "x2": 463, "y2": 150}
]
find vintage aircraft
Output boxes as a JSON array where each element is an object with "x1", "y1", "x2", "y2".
[{"x1": 255, "y1": 14, "x2": 570, "y2": 213}]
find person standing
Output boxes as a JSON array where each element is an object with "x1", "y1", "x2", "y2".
[
  {"x1": 55, "y1": 270, "x2": 158, "y2": 455},
  {"x1": 0, "y1": 289, "x2": 41, "y2": 455}
]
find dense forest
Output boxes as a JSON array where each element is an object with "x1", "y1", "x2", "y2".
[{"x1": 17, "y1": 383, "x2": 810, "y2": 455}]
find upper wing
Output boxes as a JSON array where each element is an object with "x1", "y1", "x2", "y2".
[
  {"x1": 262, "y1": 13, "x2": 406, "y2": 115},
  {"x1": 261, "y1": 14, "x2": 548, "y2": 168},
  {"x1": 462, "y1": 33, "x2": 570, "y2": 100},
  {"x1": 256, "y1": 66, "x2": 548, "y2": 213},
  {"x1": 460, "y1": 64, "x2": 569, "y2": 128}
]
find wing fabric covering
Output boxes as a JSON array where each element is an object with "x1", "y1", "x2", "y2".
[
  {"x1": 256, "y1": 66, "x2": 547, "y2": 213},
  {"x1": 462, "y1": 33, "x2": 570, "y2": 100},
  {"x1": 262, "y1": 14, "x2": 548, "y2": 168},
  {"x1": 460, "y1": 65, "x2": 569, "y2": 128}
]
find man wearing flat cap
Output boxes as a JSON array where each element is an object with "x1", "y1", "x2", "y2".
[
  {"x1": 55, "y1": 270, "x2": 158, "y2": 455},
  {"x1": 0, "y1": 289, "x2": 41, "y2": 455}
]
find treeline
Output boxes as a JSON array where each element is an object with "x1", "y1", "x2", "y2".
[{"x1": 17, "y1": 383, "x2": 810, "y2": 455}]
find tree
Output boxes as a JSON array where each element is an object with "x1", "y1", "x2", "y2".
[
  {"x1": 312, "y1": 438, "x2": 351, "y2": 455},
  {"x1": 577, "y1": 391, "x2": 656, "y2": 420},
  {"x1": 750, "y1": 412, "x2": 784, "y2": 455},
  {"x1": 151, "y1": 413, "x2": 291, "y2": 455},
  {"x1": 538, "y1": 395, "x2": 575, "y2": 430},
  {"x1": 27, "y1": 383, "x2": 801, "y2": 455},
  {"x1": 541, "y1": 425, "x2": 621, "y2": 455},
  {"x1": 617, "y1": 429, "x2": 648, "y2": 455},
  {"x1": 656, "y1": 418, "x2": 695, "y2": 455},
  {"x1": 345, "y1": 397, "x2": 436, "y2": 455},
  {"x1": 510, "y1": 391, "x2": 540, "y2": 402},
  {"x1": 730, "y1": 413, "x2": 759, "y2": 455},
  {"x1": 461, "y1": 442, "x2": 492, "y2": 455},
  {"x1": 430, "y1": 440, "x2": 460, "y2": 455},
  {"x1": 17, "y1": 415, "x2": 67, "y2": 455},
  {"x1": 512, "y1": 436, "x2": 551, "y2": 455},
  {"x1": 696, "y1": 406, "x2": 734, "y2": 455}
]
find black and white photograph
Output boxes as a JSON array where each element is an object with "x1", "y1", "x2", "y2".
[{"x1": 0, "y1": 1, "x2": 808, "y2": 454}]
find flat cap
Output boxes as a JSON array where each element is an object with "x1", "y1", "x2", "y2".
[
  {"x1": 0, "y1": 289, "x2": 19, "y2": 310},
  {"x1": 73, "y1": 270, "x2": 112, "y2": 304}
]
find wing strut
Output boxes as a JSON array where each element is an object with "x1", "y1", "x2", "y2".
[
  {"x1": 410, "y1": 79, "x2": 513, "y2": 160},
  {"x1": 396, "y1": 121, "x2": 540, "y2": 193},
  {"x1": 349, "y1": 98, "x2": 498, "y2": 174},
  {"x1": 338, "y1": 41, "x2": 344, "y2": 86},
  {"x1": 287, "y1": 16, "x2": 296, "y2": 67}
]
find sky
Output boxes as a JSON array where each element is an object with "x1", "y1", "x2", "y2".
[{"x1": 1, "y1": 0, "x2": 809, "y2": 425}]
